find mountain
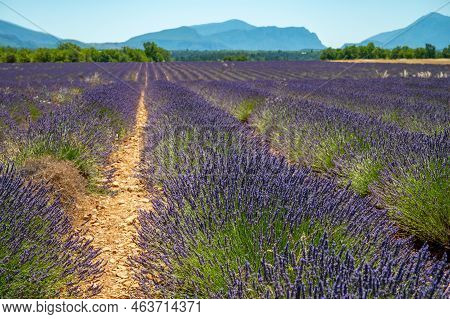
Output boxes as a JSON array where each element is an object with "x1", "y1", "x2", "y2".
[
  {"x1": 207, "y1": 26, "x2": 323, "y2": 50},
  {"x1": 122, "y1": 22, "x2": 324, "y2": 50},
  {"x1": 120, "y1": 20, "x2": 324, "y2": 50},
  {"x1": 0, "y1": 19, "x2": 325, "y2": 50},
  {"x1": 0, "y1": 20, "x2": 61, "y2": 48},
  {"x1": 123, "y1": 26, "x2": 228, "y2": 50},
  {"x1": 190, "y1": 19, "x2": 255, "y2": 35},
  {"x1": 344, "y1": 13, "x2": 450, "y2": 49},
  {"x1": 1, "y1": 14, "x2": 449, "y2": 51}
]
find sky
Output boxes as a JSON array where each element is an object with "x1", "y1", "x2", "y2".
[{"x1": 0, "y1": 0, "x2": 449, "y2": 47}]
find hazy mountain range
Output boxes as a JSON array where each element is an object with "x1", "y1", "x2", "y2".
[
  {"x1": 343, "y1": 13, "x2": 450, "y2": 49},
  {"x1": 0, "y1": 13, "x2": 449, "y2": 50}
]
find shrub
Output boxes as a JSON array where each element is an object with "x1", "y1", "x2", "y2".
[
  {"x1": 135, "y1": 81, "x2": 449, "y2": 299},
  {"x1": 374, "y1": 159, "x2": 449, "y2": 247},
  {"x1": 0, "y1": 165, "x2": 102, "y2": 298}
]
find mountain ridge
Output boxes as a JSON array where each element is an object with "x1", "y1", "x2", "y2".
[
  {"x1": 342, "y1": 12, "x2": 450, "y2": 49},
  {"x1": 0, "y1": 19, "x2": 325, "y2": 50},
  {"x1": 0, "y1": 14, "x2": 449, "y2": 50}
]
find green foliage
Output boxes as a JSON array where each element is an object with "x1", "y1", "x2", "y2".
[
  {"x1": 5, "y1": 53, "x2": 16, "y2": 63},
  {"x1": 151, "y1": 127, "x2": 236, "y2": 187},
  {"x1": 14, "y1": 139, "x2": 99, "y2": 190},
  {"x1": 381, "y1": 110, "x2": 401, "y2": 124},
  {"x1": 346, "y1": 157, "x2": 383, "y2": 196},
  {"x1": 33, "y1": 48, "x2": 53, "y2": 62},
  {"x1": 171, "y1": 49, "x2": 321, "y2": 61},
  {"x1": 442, "y1": 45, "x2": 450, "y2": 58},
  {"x1": 5, "y1": 102, "x2": 43, "y2": 126},
  {"x1": 0, "y1": 214, "x2": 71, "y2": 298},
  {"x1": 223, "y1": 54, "x2": 248, "y2": 61},
  {"x1": 143, "y1": 42, "x2": 171, "y2": 62},
  {"x1": 425, "y1": 43, "x2": 436, "y2": 58},
  {"x1": 253, "y1": 109, "x2": 275, "y2": 135},
  {"x1": 311, "y1": 134, "x2": 356, "y2": 172},
  {"x1": 320, "y1": 42, "x2": 448, "y2": 60},
  {"x1": 286, "y1": 134, "x2": 305, "y2": 163},
  {"x1": 0, "y1": 42, "x2": 162, "y2": 63},
  {"x1": 233, "y1": 98, "x2": 261, "y2": 122},
  {"x1": 95, "y1": 106, "x2": 128, "y2": 138},
  {"x1": 375, "y1": 160, "x2": 449, "y2": 247},
  {"x1": 173, "y1": 209, "x2": 353, "y2": 298},
  {"x1": 27, "y1": 103, "x2": 42, "y2": 121},
  {"x1": 312, "y1": 136, "x2": 344, "y2": 171}
]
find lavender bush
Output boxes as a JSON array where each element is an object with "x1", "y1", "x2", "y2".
[
  {"x1": 134, "y1": 80, "x2": 449, "y2": 298},
  {"x1": 0, "y1": 164, "x2": 102, "y2": 298},
  {"x1": 0, "y1": 63, "x2": 144, "y2": 297},
  {"x1": 185, "y1": 75, "x2": 449, "y2": 248}
]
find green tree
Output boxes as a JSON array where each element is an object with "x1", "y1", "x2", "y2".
[
  {"x1": 143, "y1": 42, "x2": 171, "y2": 62},
  {"x1": 33, "y1": 48, "x2": 53, "y2": 62},
  {"x1": 365, "y1": 42, "x2": 375, "y2": 59},
  {"x1": 442, "y1": 45, "x2": 450, "y2": 58},
  {"x1": 320, "y1": 47, "x2": 337, "y2": 60},
  {"x1": 414, "y1": 47, "x2": 426, "y2": 59},
  {"x1": 342, "y1": 45, "x2": 358, "y2": 59},
  {"x1": 424, "y1": 43, "x2": 436, "y2": 58},
  {"x1": 5, "y1": 53, "x2": 17, "y2": 63},
  {"x1": 17, "y1": 49, "x2": 32, "y2": 62}
]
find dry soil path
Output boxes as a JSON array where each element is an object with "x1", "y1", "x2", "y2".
[{"x1": 78, "y1": 65, "x2": 151, "y2": 298}]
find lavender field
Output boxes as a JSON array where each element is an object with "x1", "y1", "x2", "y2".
[{"x1": 0, "y1": 61, "x2": 449, "y2": 299}]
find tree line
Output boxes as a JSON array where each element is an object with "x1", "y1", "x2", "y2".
[
  {"x1": 320, "y1": 42, "x2": 450, "y2": 60},
  {"x1": 0, "y1": 42, "x2": 171, "y2": 63},
  {"x1": 2, "y1": 42, "x2": 448, "y2": 63},
  {"x1": 171, "y1": 49, "x2": 321, "y2": 61}
]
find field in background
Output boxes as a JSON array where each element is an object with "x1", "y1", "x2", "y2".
[
  {"x1": 0, "y1": 61, "x2": 449, "y2": 299},
  {"x1": 332, "y1": 58, "x2": 450, "y2": 64}
]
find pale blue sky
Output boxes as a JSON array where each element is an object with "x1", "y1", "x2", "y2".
[{"x1": 0, "y1": 0, "x2": 449, "y2": 47}]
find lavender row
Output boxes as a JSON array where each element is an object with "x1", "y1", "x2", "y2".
[
  {"x1": 0, "y1": 63, "x2": 145, "y2": 297},
  {"x1": 1, "y1": 67, "x2": 144, "y2": 185},
  {"x1": 279, "y1": 78, "x2": 449, "y2": 134},
  {"x1": 0, "y1": 62, "x2": 144, "y2": 87},
  {"x1": 186, "y1": 77, "x2": 449, "y2": 134},
  {"x1": 147, "y1": 61, "x2": 449, "y2": 82},
  {"x1": 0, "y1": 164, "x2": 102, "y2": 298},
  {"x1": 134, "y1": 80, "x2": 448, "y2": 299},
  {"x1": 185, "y1": 78, "x2": 449, "y2": 248}
]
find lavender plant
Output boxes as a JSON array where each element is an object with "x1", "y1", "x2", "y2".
[
  {"x1": 185, "y1": 75, "x2": 449, "y2": 248},
  {"x1": 0, "y1": 164, "x2": 102, "y2": 298},
  {"x1": 135, "y1": 80, "x2": 449, "y2": 299}
]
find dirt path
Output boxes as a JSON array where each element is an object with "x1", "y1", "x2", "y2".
[{"x1": 78, "y1": 65, "x2": 151, "y2": 298}]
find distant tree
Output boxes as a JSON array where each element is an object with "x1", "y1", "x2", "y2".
[
  {"x1": 372, "y1": 47, "x2": 387, "y2": 59},
  {"x1": 5, "y1": 53, "x2": 16, "y2": 63},
  {"x1": 143, "y1": 42, "x2": 157, "y2": 61},
  {"x1": 82, "y1": 47, "x2": 98, "y2": 62},
  {"x1": 17, "y1": 49, "x2": 32, "y2": 62},
  {"x1": 122, "y1": 46, "x2": 148, "y2": 62},
  {"x1": 342, "y1": 45, "x2": 358, "y2": 59},
  {"x1": 424, "y1": 43, "x2": 436, "y2": 58},
  {"x1": 57, "y1": 42, "x2": 81, "y2": 51},
  {"x1": 442, "y1": 45, "x2": 450, "y2": 58},
  {"x1": 365, "y1": 42, "x2": 375, "y2": 58},
  {"x1": 143, "y1": 42, "x2": 170, "y2": 62},
  {"x1": 414, "y1": 47, "x2": 426, "y2": 59},
  {"x1": 318, "y1": 43, "x2": 446, "y2": 61},
  {"x1": 33, "y1": 48, "x2": 53, "y2": 62},
  {"x1": 54, "y1": 42, "x2": 82, "y2": 62},
  {"x1": 223, "y1": 54, "x2": 248, "y2": 61},
  {"x1": 172, "y1": 50, "x2": 321, "y2": 61},
  {"x1": 320, "y1": 47, "x2": 337, "y2": 60}
]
